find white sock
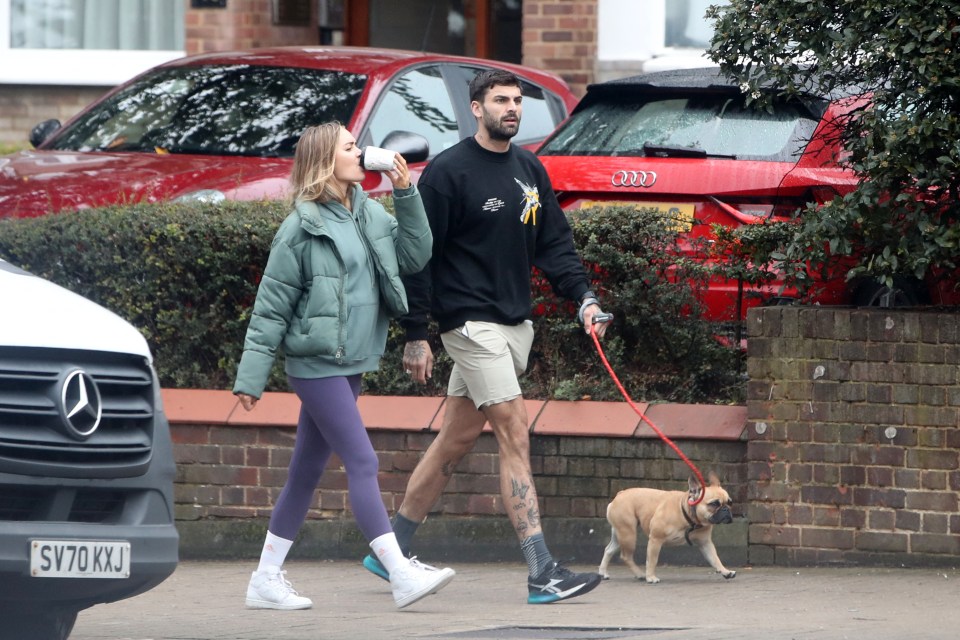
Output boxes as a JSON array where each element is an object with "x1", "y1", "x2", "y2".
[
  {"x1": 370, "y1": 532, "x2": 409, "y2": 574},
  {"x1": 257, "y1": 531, "x2": 294, "y2": 573}
]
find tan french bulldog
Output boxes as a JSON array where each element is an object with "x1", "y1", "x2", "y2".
[{"x1": 598, "y1": 472, "x2": 736, "y2": 583}]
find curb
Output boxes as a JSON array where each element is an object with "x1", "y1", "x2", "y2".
[{"x1": 175, "y1": 516, "x2": 750, "y2": 568}]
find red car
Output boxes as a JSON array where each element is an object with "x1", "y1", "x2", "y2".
[
  {"x1": 0, "y1": 47, "x2": 577, "y2": 218},
  {"x1": 537, "y1": 67, "x2": 958, "y2": 323}
]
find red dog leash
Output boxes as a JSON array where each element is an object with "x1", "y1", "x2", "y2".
[{"x1": 589, "y1": 316, "x2": 707, "y2": 506}]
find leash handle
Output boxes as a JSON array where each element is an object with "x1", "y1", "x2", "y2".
[{"x1": 588, "y1": 322, "x2": 707, "y2": 506}]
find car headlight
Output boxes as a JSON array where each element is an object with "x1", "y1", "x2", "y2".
[{"x1": 173, "y1": 189, "x2": 226, "y2": 204}]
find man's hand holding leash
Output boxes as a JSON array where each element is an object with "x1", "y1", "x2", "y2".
[{"x1": 578, "y1": 291, "x2": 611, "y2": 338}]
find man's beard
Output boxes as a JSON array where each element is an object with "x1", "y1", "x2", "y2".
[{"x1": 482, "y1": 110, "x2": 519, "y2": 141}]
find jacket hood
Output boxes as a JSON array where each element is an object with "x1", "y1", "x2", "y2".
[{"x1": 296, "y1": 185, "x2": 369, "y2": 235}]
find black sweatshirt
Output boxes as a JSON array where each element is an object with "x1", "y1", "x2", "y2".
[{"x1": 400, "y1": 136, "x2": 591, "y2": 341}]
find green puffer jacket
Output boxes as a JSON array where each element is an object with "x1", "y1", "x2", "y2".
[{"x1": 233, "y1": 186, "x2": 431, "y2": 398}]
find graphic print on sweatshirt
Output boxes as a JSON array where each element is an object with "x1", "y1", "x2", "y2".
[
  {"x1": 514, "y1": 178, "x2": 541, "y2": 225},
  {"x1": 482, "y1": 196, "x2": 505, "y2": 213}
]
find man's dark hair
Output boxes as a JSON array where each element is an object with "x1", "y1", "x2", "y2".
[{"x1": 469, "y1": 69, "x2": 522, "y2": 104}]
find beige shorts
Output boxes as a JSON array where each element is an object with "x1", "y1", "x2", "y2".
[{"x1": 440, "y1": 320, "x2": 534, "y2": 409}]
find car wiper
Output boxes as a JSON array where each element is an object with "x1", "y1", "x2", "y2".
[{"x1": 642, "y1": 142, "x2": 736, "y2": 159}]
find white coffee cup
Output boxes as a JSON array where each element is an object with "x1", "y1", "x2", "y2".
[{"x1": 361, "y1": 146, "x2": 396, "y2": 171}]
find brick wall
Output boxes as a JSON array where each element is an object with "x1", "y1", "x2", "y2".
[
  {"x1": 185, "y1": 0, "x2": 318, "y2": 55},
  {"x1": 746, "y1": 307, "x2": 960, "y2": 566},
  {"x1": 0, "y1": 86, "x2": 109, "y2": 146},
  {"x1": 173, "y1": 425, "x2": 746, "y2": 523},
  {"x1": 168, "y1": 395, "x2": 747, "y2": 562},
  {"x1": 523, "y1": 0, "x2": 597, "y2": 98},
  {"x1": 170, "y1": 305, "x2": 960, "y2": 569}
]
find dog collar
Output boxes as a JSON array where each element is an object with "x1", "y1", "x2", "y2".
[{"x1": 681, "y1": 499, "x2": 703, "y2": 546}]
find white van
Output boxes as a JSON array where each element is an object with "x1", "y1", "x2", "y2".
[{"x1": 0, "y1": 258, "x2": 178, "y2": 639}]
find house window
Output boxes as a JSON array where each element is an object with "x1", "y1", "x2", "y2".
[
  {"x1": 1, "y1": 0, "x2": 184, "y2": 85},
  {"x1": 597, "y1": 0, "x2": 730, "y2": 71},
  {"x1": 665, "y1": 0, "x2": 726, "y2": 49}
]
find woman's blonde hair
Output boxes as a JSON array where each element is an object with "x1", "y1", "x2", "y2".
[{"x1": 289, "y1": 122, "x2": 350, "y2": 204}]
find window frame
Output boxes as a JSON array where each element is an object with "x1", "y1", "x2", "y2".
[
  {"x1": 357, "y1": 62, "x2": 464, "y2": 160},
  {"x1": 0, "y1": 1, "x2": 184, "y2": 86}
]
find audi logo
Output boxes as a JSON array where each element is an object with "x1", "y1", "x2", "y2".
[{"x1": 611, "y1": 170, "x2": 657, "y2": 188}]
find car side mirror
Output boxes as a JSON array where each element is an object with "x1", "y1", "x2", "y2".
[
  {"x1": 380, "y1": 131, "x2": 429, "y2": 164},
  {"x1": 30, "y1": 119, "x2": 61, "y2": 148}
]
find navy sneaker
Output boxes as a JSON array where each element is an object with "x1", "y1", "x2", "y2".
[
  {"x1": 362, "y1": 554, "x2": 390, "y2": 581},
  {"x1": 527, "y1": 562, "x2": 602, "y2": 604}
]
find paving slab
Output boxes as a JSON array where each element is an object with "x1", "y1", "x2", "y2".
[{"x1": 70, "y1": 560, "x2": 959, "y2": 640}]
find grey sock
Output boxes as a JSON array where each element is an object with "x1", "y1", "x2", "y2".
[
  {"x1": 392, "y1": 513, "x2": 420, "y2": 557},
  {"x1": 520, "y1": 533, "x2": 553, "y2": 578}
]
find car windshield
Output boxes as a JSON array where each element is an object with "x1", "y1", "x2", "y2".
[
  {"x1": 47, "y1": 64, "x2": 366, "y2": 157},
  {"x1": 539, "y1": 92, "x2": 819, "y2": 162}
]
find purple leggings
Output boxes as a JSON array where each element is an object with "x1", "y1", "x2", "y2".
[{"x1": 267, "y1": 374, "x2": 391, "y2": 543}]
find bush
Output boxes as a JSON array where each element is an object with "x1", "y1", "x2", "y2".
[
  {"x1": 0, "y1": 141, "x2": 29, "y2": 156},
  {"x1": 708, "y1": 1, "x2": 960, "y2": 290},
  {"x1": 525, "y1": 205, "x2": 744, "y2": 403},
  {"x1": 0, "y1": 201, "x2": 746, "y2": 403}
]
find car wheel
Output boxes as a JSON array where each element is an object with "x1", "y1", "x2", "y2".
[
  {"x1": 0, "y1": 609, "x2": 78, "y2": 640},
  {"x1": 853, "y1": 278, "x2": 926, "y2": 308}
]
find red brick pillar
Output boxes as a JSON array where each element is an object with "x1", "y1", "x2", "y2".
[
  {"x1": 522, "y1": 0, "x2": 598, "y2": 98},
  {"x1": 746, "y1": 307, "x2": 960, "y2": 566}
]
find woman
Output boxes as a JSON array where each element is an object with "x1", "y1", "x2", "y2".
[{"x1": 233, "y1": 122, "x2": 454, "y2": 610}]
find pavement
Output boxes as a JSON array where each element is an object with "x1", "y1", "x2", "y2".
[{"x1": 70, "y1": 560, "x2": 959, "y2": 640}]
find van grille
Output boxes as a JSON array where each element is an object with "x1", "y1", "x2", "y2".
[
  {"x1": 0, "y1": 486, "x2": 126, "y2": 523},
  {"x1": 0, "y1": 347, "x2": 155, "y2": 478}
]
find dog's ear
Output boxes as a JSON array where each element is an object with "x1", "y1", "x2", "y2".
[
  {"x1": 708, "y1": 471, "x2": 721, "y2": 487},
  {"x1": 688, "y1": 475, "x2": 703, "y2": 497}
]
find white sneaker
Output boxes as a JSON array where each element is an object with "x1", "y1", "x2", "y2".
[
  {"x1": 389, "y1": 557, "x2": 455, "y2": 609},
  {"x1": 245, "y1": 568, "x2": 313, "y2": 610}
]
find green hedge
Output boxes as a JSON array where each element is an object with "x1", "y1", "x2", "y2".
[{"x1": 0, "y1": 201, "x2": 744, "y2": 404}]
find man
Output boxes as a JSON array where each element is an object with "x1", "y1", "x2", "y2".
[{"x1": 364, "y1": 69, "x2": 610, "y2": 604}]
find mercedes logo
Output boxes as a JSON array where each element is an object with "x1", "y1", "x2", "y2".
[
  {"x1": 59, "y1": 369, "x2": 102, "y2": 438},
  {"x1": 611, "y1": 170, "x2": 657, "y2": 188}
]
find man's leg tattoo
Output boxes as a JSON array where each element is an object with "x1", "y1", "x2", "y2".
[
  {"x1": 527, "y1": 504, "x2": 541, "y2": 529},
  {"x1": 510, "y1": 477, "x2": 533, "y2": 536},
  {"x1": 511, "y1": 478, "x2": 530, "y2": 500}
]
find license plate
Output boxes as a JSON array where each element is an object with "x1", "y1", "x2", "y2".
[
  {"x1": 580, "y1": 200, "x2": 695, "y2": 232},
  {"x1": 30, "y1": 540, "x2": 130, "y2": 579}
]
